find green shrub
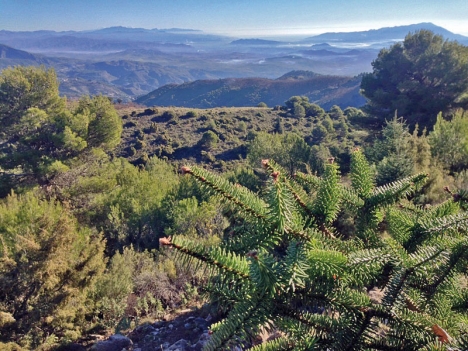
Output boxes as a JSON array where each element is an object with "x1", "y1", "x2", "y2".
[
  {"x1": 199, "y1": 130, "x2": 219, "y2": 150},
  {"x1": 185, "y1": 110, "x2": 198, "y2": 118},
  {"x1": 134, "y1": 139, "x2": 146, "y2": 150},
  {"x1": 236, "y1": 121, "x2": 247, "y2": 132},
  {"x1": 162, "y1": 110, "x2": 177, "y2": 121}
]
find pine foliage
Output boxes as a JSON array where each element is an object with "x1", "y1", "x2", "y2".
[{"x1": 160, "y1": 149, "x2": 468, "y2": 350}]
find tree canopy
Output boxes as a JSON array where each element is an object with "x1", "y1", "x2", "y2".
[
  {"x1": 0, "y1": 66, "x2": 122, "y2": 191},
  {"x1": 361, "y1": 30, "x2": 468, "y2": 128}
]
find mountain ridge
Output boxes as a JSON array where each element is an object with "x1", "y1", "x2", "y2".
[
  {"x1": 303, "y1": 22, "x2": 468, "y2": 43},
  {"x1": 136, "y1": 71, "x2": 365, "y2": 109},
  {"x1": 2, "y1": 22, "x2": 465, "y2": 102}
]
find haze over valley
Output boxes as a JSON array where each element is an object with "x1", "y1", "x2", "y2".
[{"x1": 2, "y1": 22, "x2": 467, "y2": 106}]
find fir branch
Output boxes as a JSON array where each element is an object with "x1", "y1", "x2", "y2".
[
  {"x1": 340, "y1": 185, "x2": 365, "y2": 210},
  {"x1": 294, "y1": 171, "x2": 321, "y2": 190},
  {"x1": 420, "y1": 212, "x2": 468, "y2": 236},
  {"x1": 312, "y1": 161, "x2": 341, "y2": 224},
  {"x1": 248, "y1": 250, "x2": 279, "y2": 296},
  {"x1": 181, "y1": 165, "x2": 268, "y2": 220},
  {"x1": 159, "y1": 236, "x2": 250, "y2": 279},
  {"x1": 261, "y1": 159, "x2": 315, "y2": 224},
  {"x1": 222, "y1": 222, "x2": 283, "y2": 254},
  {"x1": 367, "y1": 173, "x2": 427, "y2": 209},
  {"x1": 247, "y1": 337, "x2": 294, "y2": 351},
  {"x1": 204, "y1": 297, "x2": 273, "y2": 351},
  {"x1": 422, "y1": 239, "x2": 468, "y2": 296},
  {"x1": 343, "y1": 309, "x2": 373, "y2": 351},
  {"x1": 284, "y1": 179, "x2": 315, "y2": 219},
  {"x1": 277, "y1": 304, "x2": 340, "y2": 337},
  {"x1": 280, "y1": 241, "x2": 310, "y2": 292},
  {"x1": 265, "y1": 169, "x2": 299, "y2": 234},
  {"x1": 350, "y1": 148, "x2": 375, "y2": 199}
]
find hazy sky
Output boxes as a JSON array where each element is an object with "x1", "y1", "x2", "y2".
[{"x1": 1, "y1": 0, "x2": 468, "y2": 37}]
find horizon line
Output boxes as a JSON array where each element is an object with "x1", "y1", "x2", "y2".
[{"x1": 2, "y1": 21, "x2": 468, "y2": 38}]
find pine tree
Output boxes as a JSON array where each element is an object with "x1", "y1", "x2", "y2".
[
  {"x1": 0, "y1": 192, "x2": 106, "y2": 349},
  {"x1": 160, "y1": 149, "x2": 468, "y2": 350}
]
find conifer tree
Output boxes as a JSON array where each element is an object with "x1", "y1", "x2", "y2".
[
  {"x1": 0, "y1": 192, "x2": 106, "y2": 349},
  {"x1": 160, "y1": 149, "x2": 468, "y2": 350}
]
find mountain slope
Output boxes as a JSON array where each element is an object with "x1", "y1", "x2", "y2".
[
  {"x1": 303, "y1": 22, "x2": 468, "y2": 43},
  {"x1": 136, "y1": 71, "x2": 365, "y2": 109},
  {"x1": 0, "y1": 44, "x2": 39, "y2": 60}
]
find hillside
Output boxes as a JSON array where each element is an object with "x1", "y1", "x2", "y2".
[
  {"x1": 0, "y1": 44, "x2": 38, "y2": 60},
  {"x1": 114, "y1": 102, "x2": 370, "y2": 172},
  {"x1": 136, "y1": 71, "x2": 365, "y2": 109}
]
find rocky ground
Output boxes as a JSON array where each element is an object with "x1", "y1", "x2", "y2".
[{"x1": 84, "y1": 308, "x2": 229, "y2": 351}]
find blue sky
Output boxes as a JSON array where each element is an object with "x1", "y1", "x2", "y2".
[{"x1": 1, "y1": 0, "x2": 468, "y2": 37}]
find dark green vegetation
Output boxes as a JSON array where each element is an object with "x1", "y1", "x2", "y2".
[
  {"x1": 135, "y1": 72, "x2": 365, "y2": 109},
  {"x1": 0, "y1": 66, "x2": 122, "y2": 193},
  {"x1": 1, "y1": 29, "x2": 468, "y2": 350},
  {"x1": 361, "y1": 30, "x2": 468, "y2": 128},
  {"x1": 117, "y1": 97, "x2": 367, "y2": 175}
]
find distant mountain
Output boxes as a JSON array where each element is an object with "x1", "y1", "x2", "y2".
[
  {"x1": 0, "y1": 44, "x2": 38, "y2": 60},
  {"x1": 311, "y1": 43, "x2": 333, "y2": 48},
  {"x1": 230, "y1": 39, "x2": 283, "y2": 46},
  {"x1": 136, "y1": 71, "x2": 365, "y2": 109},
  {"x1": 4, "y1": 23, "x2": 463, "y2": 102},
  {"x1": 0, "y1": 27, "x2": 229, "y2": 54},
  {"x1": 277, "y1": 70, "x2": 320, "y2": 80},
  {"x1": 303, "y1": 23, "x2": 468, "y2": 43}
]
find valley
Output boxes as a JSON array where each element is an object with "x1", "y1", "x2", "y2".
[{"x1": 2, "y1": 23, "x2": 466, "y2": 106}]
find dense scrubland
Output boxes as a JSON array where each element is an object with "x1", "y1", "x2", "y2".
[{"x1": 1, "y1": 30, "x2": 468, "y2": 350}]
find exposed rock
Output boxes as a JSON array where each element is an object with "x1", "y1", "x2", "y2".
[
  {"x1": 90, "y1": 334, "x2": 133, "y2": 351},
  {"x1": 166, "y1": 339, "x2": 189, "y2": 350},
  {"x1": 87, "y1": 309, "x2": 246, "y2": 351},
  {"x1": 56, "y1": 343, "x2": 87, "y2": 351}
]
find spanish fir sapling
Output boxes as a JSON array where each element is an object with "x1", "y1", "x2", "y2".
[{"x1": 160, "y1": 149, "x2": 468, "y2": 350}]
